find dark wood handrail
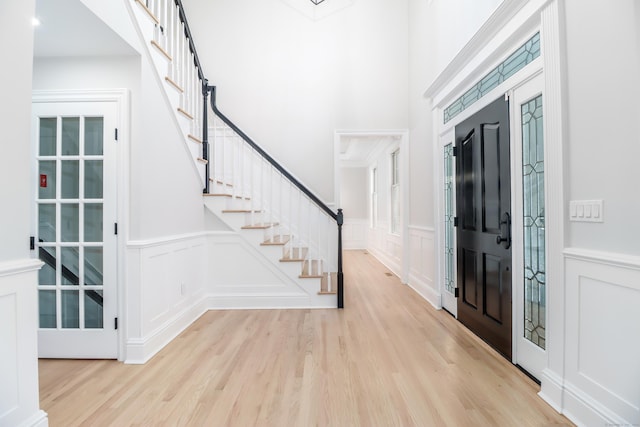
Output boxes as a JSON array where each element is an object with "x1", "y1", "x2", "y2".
[
  {"x1": 170, "y1": 0, "x2": 344, "y2": 307},
  {"x1": 208, "y1": 86, "x2": 338, "y2": 221}
]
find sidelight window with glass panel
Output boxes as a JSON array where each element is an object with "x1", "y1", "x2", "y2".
[
  {"x1": 443, "y1": 143, "x2": 455, "y2": 295},
  {"x1": 37, "y1": 116, "x2": 105, "y2": 330},
  {"x1": 521, "y1": 95, "x2": 546, "y2": 349}
]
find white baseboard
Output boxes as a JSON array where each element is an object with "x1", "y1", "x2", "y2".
[
  {"x1": 407, "y1": 272, "x2": 441, "y2": 309},
  {"x1": 562, "y1": 380, "x2": 634, "y2": 427},
  {"x1": 124, "y1": 295, "x2": 209, "y2": 364},
  {"x1": 367, "y1": 248, "x2": 402, "y2": 278},
  {"x1": 18, "y1": 410, "x2": 48, "y2": 427},
  {"x1": 539, "y1": 368, "x2": 564, "y2": 414},
  {"x1": 207, "y1": 294, "x2": 335, "y2": 310}
]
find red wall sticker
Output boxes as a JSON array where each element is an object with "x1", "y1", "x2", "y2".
[{"x1": 40, "y1": 174, "x2": 47, "y2": 188}]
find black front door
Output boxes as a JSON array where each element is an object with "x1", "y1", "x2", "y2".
[{"x1": 455, "y1": 97, "x2": 512, "y2": 358}]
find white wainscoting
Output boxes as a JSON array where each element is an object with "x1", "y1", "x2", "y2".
[
  {"x1": 343, "y1": 218, "x2": 368, "y2": 250},
  {"x1": 367, "y1": 221, "x2": 402, "y2": 277},
  {"x1": 0, "y1": 259, "x2": 48, "y2": 427},
  {"x1": 407, "y1": 226, "x2": 439, "y2": 308},
  {"x1": 125, "y1": 233, "x2": 208, "y2": 364},
  {"x1": 206, "y1": 232, "x2": 333, "y2": 309},
  {"x1": 556, "y1": 249, "x2": 640, "y2": 426}
]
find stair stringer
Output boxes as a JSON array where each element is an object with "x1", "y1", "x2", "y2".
[
  {"x1": 204, "y1": 199, "x2": 337, "y2": 308},
  {"x1": 125, "y1": 0, "x2": 206, "y2": 188}
]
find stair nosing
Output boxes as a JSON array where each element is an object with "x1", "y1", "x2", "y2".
[
  {"x1": 134, "y1": 0, "x2": 160, "y2": 24},
  {"x1": 150, "y1": 40, "x2": 172, "y2": 61}
]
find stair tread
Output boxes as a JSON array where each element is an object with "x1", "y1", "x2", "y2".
[
  {"x1": 203, "y1": 193, "x2": 250, "y2": 200},
  {"x1": 261, "y1": 236, "x2": 290, "y2": 246},
  {"x1": 150, "y1": 40, "x2": 172, "y2": 61},
  {"x1": 280, "y1": 257, "x2": 305, "y2": 262},
  {"x1": 165, "y1": 76, "x2": 184, "y2": 93},
  {"x1": 318, "y1": 290, "x2": 338, "y2": 295},
  {"x1": 241, "y1": 223, "x2": 278, "y2": 230},
  {"x1": 210, "y1": 179, "x2": 233, "y2": 187},
  {"x1": 135, "y1": 0, "x2": 159, "y2": 24},
  {"x1": 177, "y1": 107, "x2": 194, "y2": 120},
  {"x1": 222, "y1": 209, "x2": 262, "y2": 213},
  {"x1": 188, "y1": 134, "x2": 202, "y2": 143},
  {"x1": 300, "y1": 274, "x2": 324, "y2": 279},
  {"x1": 280, "y1": 247, "x2": 308, "y2": 262}
]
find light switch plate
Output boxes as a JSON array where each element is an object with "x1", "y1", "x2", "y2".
[{"x1": 569, "y1": 200, "x2": 603, "y2": 222}]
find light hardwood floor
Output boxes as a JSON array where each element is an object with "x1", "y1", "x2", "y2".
[{"x1": 39, "y1": 250, "x2": 572, "y2": 426}]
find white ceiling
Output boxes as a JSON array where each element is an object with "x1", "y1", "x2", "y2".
[
  {"x1": 339, "y1": 135, "x2": 399, "y2": 167},
  {"x1": 33, "y1": 0, "x2": 137, "y2": 58}
]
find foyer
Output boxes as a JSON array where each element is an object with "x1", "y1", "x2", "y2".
[{"x1": 39, "y1": 251, "x2": 571, "y2": 426}]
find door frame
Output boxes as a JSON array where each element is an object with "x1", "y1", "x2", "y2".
[
  {"x1": 334, "y1": 129, "x2": 410, "y2": 282},
  {"x1": 428, "y1": 0, "x2": 566, "y2": 382},
  {"x1": 32, "y1": 89, "x2": 129, "y2": 361}
]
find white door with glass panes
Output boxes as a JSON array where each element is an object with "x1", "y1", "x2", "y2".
[
  {"x1": 511, "y1": 74, "x2": 547, "y2": 381},
  {"x1": 32, "y1": 100, "x2": 118, "y2": 359}
]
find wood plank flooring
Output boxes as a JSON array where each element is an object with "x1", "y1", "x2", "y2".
[{"x1": 39, "y1": 250, "x2": 572, "y2": 426}]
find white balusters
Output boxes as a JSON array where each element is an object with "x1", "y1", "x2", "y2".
[{"x1": 208, "y1": 113, "x2": 340, "y2": 286}]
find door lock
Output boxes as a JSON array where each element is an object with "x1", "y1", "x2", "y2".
[{"x1": 496, "y1": 212, "x2": 511, "y2": 249}]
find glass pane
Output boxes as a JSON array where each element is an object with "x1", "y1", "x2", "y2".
[
  {"x1": 38, "y1": 161, "x2": 57, "y2": 199},
  {"x1": 443, "y1": 143, "x2": 455, "y2": 295},
  {"x1": 85, "y1": 160, "x2": 103, "y2": 199},
  {"x1": 84, "y1": 204, "x2": 103, "y2": 242},
  {"x1": 61, "y1": 117, "x2": 80, "y2": 155},
  {"x1": 39, "y1": 290, "x2": 57, "y2": 328},
  {"x1": 38, "y1": 204, "x2": 56, "y2": 243},
  {"x1": 61, "y1": 290, "x2": 79, "y2": 328},
  {"x1": 61, "y1": 247, "x2": 80, "y2": 285},
  {"x1": 61, "y1": 160, "x2": 79, "y2": 199},
  {"x1": 522, "y1": 94, "x2": 546, "y2": 350},
  {"x1": 38, "y1": 248, "x2": 57, "y2": 286},
  {"x1": 444, "y1": 32, "x2": 541, "y2": 124},
  {"x1": 61, "y1": 203, "x2": 79, "y2": 242},
  {"x1": 85, "y1": 117, "x2": 104, "y2": 155},
  {"x1": 84, "y1": 247, "x2": 103, "y2": 286},
  {"x1": 39, "y1": 118, "x2": 57, "y2": 156},
  {"x1": 84, "y1": 290, "x2": 103, "y2": 329}
]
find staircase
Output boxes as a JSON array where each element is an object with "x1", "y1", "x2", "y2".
[{"x1": 128, "y1": 0, "x2": 344, "y2": 307}]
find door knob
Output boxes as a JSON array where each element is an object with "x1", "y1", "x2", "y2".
[{"x1": 496, "y1": 212, "x2": 511, "y2": 249}]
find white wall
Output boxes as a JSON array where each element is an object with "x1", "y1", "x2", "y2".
[
  {"x1": 34, "y1": 56, "x2": 207, "y2": 242},
  {"x1": 183, "y1": 0, "x2": 409, "y2": 203},
  {"x1": 366, "y1": 143, "x2": 402, "y2": 275},
  {"x1": 131, "y1": 57, "x2": 207, "y2": 239},
  {"x1": 564, "y1": 0, "x2": 640, "y2": 255},
  {"x1": 80, "y1": 0, "x2": 142, "y2": 52},
  {"x1": 339, "y1": 167, "x2": 367, "y2": 218},
  {"x1": 540, "y1": 1, "x2": 640, "y2": 424},
  {"x1": 340, "y1": 166, "x2": 368, "y2": 249},
  {"x1": 431, "y1": 0, "x2": 503, "y2": 76},
  {"x1": 0, "y1": 1, "x2": 48, "y2": 425},
  {"x1": 0, "y1": 1, "x2": 35, "y2": 264},
  {"x1": 408, "y1": 0, "x2": 435, "y2": 228},
  {"x1": 125, "y1": 234, "x2": 207, "y2": 363}
]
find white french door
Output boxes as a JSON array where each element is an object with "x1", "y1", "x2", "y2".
[{"x1": 32, "y1": 100, "x2": 118, "y2": 359}]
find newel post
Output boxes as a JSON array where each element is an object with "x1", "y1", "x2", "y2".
[{"x1": 337, "y1": 208, "x2": 344, "y2": 309}]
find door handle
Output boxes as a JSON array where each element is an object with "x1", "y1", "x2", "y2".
[{"x1": 495, "y1": 212, "x2": 511, "y2": 249}]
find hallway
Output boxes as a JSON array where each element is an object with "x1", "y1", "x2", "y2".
[{"x1": 39, "y1": 250, "x2": 571, "y2": 426}]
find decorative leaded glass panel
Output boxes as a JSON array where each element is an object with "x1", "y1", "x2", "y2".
[
  {"x1": 444, "y1": 32, "x2": 541, "y2": 124},
  {"x1": 521, "y1": 95, "x2": 546, "y2": 350},
  {"x1": 444, "y1": 144, "x2": 455, "y2": 294}
]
